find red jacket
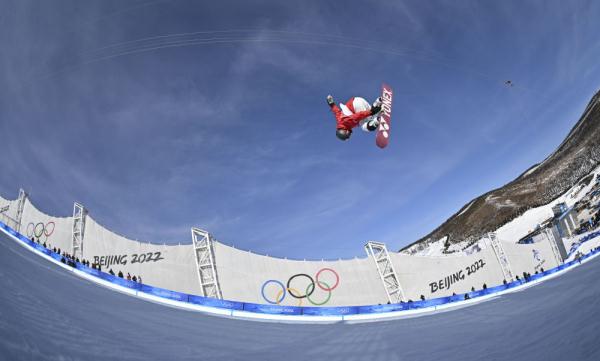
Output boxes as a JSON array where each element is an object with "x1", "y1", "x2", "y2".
[{"x1": 330, "y1": 102, "x2": 372, "y2": 131}]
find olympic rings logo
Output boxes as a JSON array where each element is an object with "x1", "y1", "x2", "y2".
[
  {"x1": 25, "y1": 221, "x2": 55, "y2": 239},
  {"x1": 261, "y1": 268, "x2": 340, "y2": 306}
]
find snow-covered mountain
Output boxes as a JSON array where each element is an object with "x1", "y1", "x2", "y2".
[{"x1": 402, "y1": 89, "x2": 600, "y2": 254}]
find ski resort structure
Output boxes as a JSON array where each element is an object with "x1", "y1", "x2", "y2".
[{"x1": 2, "y1": 170, "x2": 600, "y2": 322}]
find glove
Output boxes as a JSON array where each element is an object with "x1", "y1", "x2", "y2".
[{"x1": 326, "y1": 95, "x2": 335, "y2": 107}]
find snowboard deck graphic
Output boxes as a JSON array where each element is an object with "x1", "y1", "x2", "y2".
[{"x1": 376, "y1": 84, "x2": 393, "y2": 149}]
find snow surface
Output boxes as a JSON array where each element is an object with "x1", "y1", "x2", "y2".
[
  {"x1": 413, "y1": 235, "x2": 446, "y2": 256},
  {"x1": 522, "y1": 164, "x2": 541, "y2": 177},
  {"x1": 2, "y1": 232, "x2": 600, "y2": 360},
  {"x1": 412, "y1": 164, "x2": 600, "y2": 257},
  {"x1": 563, "y1": 228, "x2": 600, "y2": 261},
  {"x1": 457, "y1": 200, "x2": 474, "y2": 217},
  {"x1": 496, "y1": 164, "x2": 600, "y2": 243}
]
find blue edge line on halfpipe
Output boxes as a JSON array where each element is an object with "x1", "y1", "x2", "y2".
[{"x1": 1, "y1": 219, "x2": 600, "y2": 323}]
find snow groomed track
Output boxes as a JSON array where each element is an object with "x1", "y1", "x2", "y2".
[
  {"x1": 1, "y1": 220, "x2": 600, "y2": 324},
  {"x1": 2, "y1": 225, "x2": 600, "y2": 360}
]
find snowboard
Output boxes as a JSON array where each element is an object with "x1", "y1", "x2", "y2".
[{"x1": 375, "y1": 84, "x2": 393, "y2": 149}]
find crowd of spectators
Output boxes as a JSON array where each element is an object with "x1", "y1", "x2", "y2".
[
  {"x1": 26, "y1": 225, "x2": 600, "y2": 307},
  {"x1": 107, "y1": 269, "x2": 142, "y2": 283},
  {"x1": 375, "y1": 246, "x2": 600, "y2": 305},
  {"x1": 29, "y1": 236, "x2": 143, "y2": 285}
]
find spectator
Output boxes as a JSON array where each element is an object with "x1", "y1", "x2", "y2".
[
  {"x1": 126, "y1": 273, "x2": 131, "y2": 281},
  {"x1": 471, "y1": 286, "x2": 475, "y2": 292},
  {"x1": 109, "y1": 269, "x2": 115, "y2": 276},
  {"x1": 503, "y1": 279, "x2": 507, "y2": 285},
  {"x1": 43, "y1": 242, "x2": 47, "y2": 248},
  {"x1": 97, "y1": 264, "x2": 102, "y2": 272},
  {"x1": 118, "y1": 271, "x2": 123, "y2": 278},
  {"x1": 60, "y1": 257, "x2": 66, "y2": 264},
  {"x1": 53, "y1": 247, "x2": 57, "y2": 253},
  {"x1": 483, "y1": 283, "x2": 487, "y2": 290},
  {"x1": 420, "y1": 295, "x2": 425, "y2": 301},
  {"x1": 132, "y1": 275, "x2": 137, "y2": 282},
  {"x1": 464, "y1": 294, "x2": 470, "y2": 300},
  {"x1": 138, "y1": 276, "x2": 142, "y2": 284}
]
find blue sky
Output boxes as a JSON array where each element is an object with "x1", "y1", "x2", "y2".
[{"x1": 2, "y1": 0, "x2": 600, "y2": 259}]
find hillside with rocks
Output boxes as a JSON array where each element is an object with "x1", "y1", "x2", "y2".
[{"x1": 402, "y1": 89, "x2": 600, "y2": 254}]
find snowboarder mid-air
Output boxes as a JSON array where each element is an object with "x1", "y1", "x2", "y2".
[{"x1": 327, "y1": 95, "x2": 382, "y2": 141}]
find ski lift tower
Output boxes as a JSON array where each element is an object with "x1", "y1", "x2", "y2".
[
  {"x1": 191, "y1": 228, "x2": 222, "y2": 299},
  {"x1": 365, "y1": 241, "x2": 406, "y2": 304},
  {"x1": 487, "y1": 232, "x2": 515, "y2": 282},
  {"x1": 15, "y1": 189, "x2": 28, "y2": 233},
  {"x1": 72, "y1": 203, "x2": 87, "y2": 259}
]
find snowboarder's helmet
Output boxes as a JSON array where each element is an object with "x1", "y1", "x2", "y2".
[{"x1": 336, "y1": 129, "x2": 351, "y2": 141}]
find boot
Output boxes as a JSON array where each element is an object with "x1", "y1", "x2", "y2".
[
  {"x1": 366, "y1": 117, "x2": 380, "y2": 131},
  {"x1": 370, "y1": 104, "x2": 381, "y2": 115},
  {"x1": 372, "y1": 97, "x2": 382, "y2": 108},
  {"x1": 371, "y1": 97, "x2": 382, "y2": 114}
]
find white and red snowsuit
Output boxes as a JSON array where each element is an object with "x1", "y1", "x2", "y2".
[{"x1": 330, "y1": 97, "x2": 374, "y2": 132}]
